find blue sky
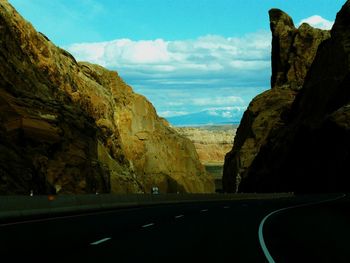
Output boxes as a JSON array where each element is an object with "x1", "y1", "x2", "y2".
[{"x1": 9, "y1": 0, "x2": 346, "y2": 125}]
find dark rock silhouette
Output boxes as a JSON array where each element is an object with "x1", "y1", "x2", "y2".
[
  {"x1": 223, "y1": 8, "x2": 331, "y2": 193},
  {"x1": 239, "y1": 1, "x2": 350, "y2": 193}
]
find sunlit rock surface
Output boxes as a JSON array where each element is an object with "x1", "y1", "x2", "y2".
[
  {"x1": 174, "y1": 125, "x2": 235, "y2": 165},
  {"x1": 0, "y1": 1, "x2": 214, "y2": 194}
]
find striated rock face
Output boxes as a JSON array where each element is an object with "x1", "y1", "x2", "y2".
[
  {"x1": 239, "y1": 1, "x2": 350, "y2": 193},
  {"x1": 174, "y1": 126, "x2": 235, "y2": 165},
  {"x1": 223, "y1": 9, "x2": 330, "y2": 193},
  {"x1": 0, "y1": 1, "x2": 214, "y2": 194},
  {"x1": 175, "y1": 125, "x2": 236, "y2": 192}
]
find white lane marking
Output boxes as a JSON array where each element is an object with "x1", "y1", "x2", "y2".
[
  {"x1": 0, "y1": 207, "x2": 143, "y2": 227},
  {"x1": 200, "y1": 209, "x2": 209, "y2": 212},
  {"x1": 142, "y1": 223, "x2": 155, "y2": 228},
  {"x1": 223, "y1": 206, "x2": 230, "y2": 209},
  {"x1": 175, "y1": 214, "x2": 184, "y2": 219},
  {"x1": 90, "y1": 237, "x2": 112, "y2": 245},
  {"x1": 258, "y1": 194, "x2": 346, "y2": 263}
]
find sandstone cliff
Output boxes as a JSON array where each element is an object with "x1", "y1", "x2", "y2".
[
  {"x1": 0, "y1": 1, "x2": 214, "y2": 194},
  {"x1": 174, "y1": 125, "x2": 235, "y2": 165},
  {"x1": 239, "y1": 1, "x2": 350, "y2": 193},
  {"x1": 223, "y1": 9, "x2": 330, "y2": 192}
]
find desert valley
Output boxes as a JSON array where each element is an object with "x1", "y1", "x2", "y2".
[{"x1": 174, "y1": 125, "x2": 236, "y2": 191}]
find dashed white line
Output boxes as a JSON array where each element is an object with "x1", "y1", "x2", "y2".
[
  {"x1": 90, "y1": 237, "x2": 112, "y2": 245},
  {"x1": 0, "y1": 207, "x2": 143, "y2": 227},
  {"x1": 223, "y1": 206, "x2": 230, "y2": 209},
  {"x1": 200, "y1": 209, "x2": 209, "y2": 212},
  {"x1": 175, "y1": 214, "x2": 184, "y2": 219},
  {"x1": 142, "y1": 223, "x2": 155, "y2": 228}
]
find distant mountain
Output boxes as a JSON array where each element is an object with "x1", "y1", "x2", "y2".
[{"x1": 166, "y1": 107, "x2": 244, "y2": 126}]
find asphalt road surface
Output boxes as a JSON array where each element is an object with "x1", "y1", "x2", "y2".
[{"x1": 0, "y1": 194, "x2": 348, "y2": 262}]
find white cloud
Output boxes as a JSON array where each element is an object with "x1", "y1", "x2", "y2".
[
  {"x1": 192, "y1": 96, "x2": 244, "y2": 106},
  {"x1": 66, "y1": 31, "x2": 271, "y2": 77},
  {"x1": 159, "y1": 111, "x2": 188, "y2": 117},
  {"x1": 167, "y1": 102, "x2": 185, "y2": 106},
  {"x1": 208, "y1": 111, "x2": 220, "y2": 116},
  {"x1": 66, "y1": 32, "x2": 271, "y2": 125},
  {"x1": 206, "y1": 106, "x2": 246, "y2": 111},
  {"x1": 298, "y1": 15, "x2": 334, "y2": 30},
  {"x1": 204, "y1": 106, "x2": 247, "y2": 119},
  {"x1": 222, "y1": 111, "x2": 233, "y2": 118}
]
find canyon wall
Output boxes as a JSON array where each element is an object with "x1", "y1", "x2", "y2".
[
  {"x1": 223, "y1": 9, "x2": 330, "y2": 192},
  {"x1": 239, "y1": 1, "x2": 350, "y2": 193},
  {"x1": 0, "y1": 1, "x2": 214, "y2": 194}
]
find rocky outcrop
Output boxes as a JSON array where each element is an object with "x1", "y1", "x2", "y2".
[
  {"x1": 0, "y1": 1, "x2": 214, "y2": 194},
  {"x1": 223, "y1": 9, "x2": 330, "y2": 192},
  {"x1": 270, "y1": 9, "x2": 330, "y2": 91},
  {"x1": 239, "y1": 1, "x2": 350, "y2": 193},
  {"x1": 174, "y1": 126, "x2": 235, "y2": 165}
]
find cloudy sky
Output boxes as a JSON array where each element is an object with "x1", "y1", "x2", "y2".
[{"x1": 9, "y1": 0, "x2": 345, "y2": 125}]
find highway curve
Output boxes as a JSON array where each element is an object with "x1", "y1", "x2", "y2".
[
  {"x1": 0, "y1": 194, "x2": 347, "y2": 262},
  {"x1": 262, "y1": 194, "x2": 349, "y2": 263}
]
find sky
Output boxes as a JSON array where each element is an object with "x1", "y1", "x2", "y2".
[{"x1": 9, "y1": 0, "x2": 346, "y2": 125}]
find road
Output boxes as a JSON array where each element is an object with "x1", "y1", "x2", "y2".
[{"x1": 0, "y1": 194, "x2": 348, "y2": 262}]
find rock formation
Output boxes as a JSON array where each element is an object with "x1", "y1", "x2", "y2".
[
  {"x1": 0, "y1": 1, "x2": 214, "y2": 194},
  {"x1": 174, "y1": 125, "x2": 236, "y2": 192},
  {"x1": 239, "y1": 1, "x2": 350, "y2": 193},
  {"x1": 223, "y1": 9, "x2": 330, "y2": 192},
  {"x1": 174, "y1": 125, "x2": 235, "y2": 165}
]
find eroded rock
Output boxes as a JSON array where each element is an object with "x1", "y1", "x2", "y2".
[
  {"x1": 238, "y1": 1, "x2": 350, "y2": 193},
  {"x1": 223, "y1": 9, "x2": 330, "y2": 193},
  {"x1": 0, "y1": 1, "x2": 214, "y2": 194},
  {"x1": 174, "y1": 126, "x2": 235, "y2": 165}
]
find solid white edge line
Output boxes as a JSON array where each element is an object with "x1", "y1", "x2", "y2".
[
  {"x1": 258, "y1": 194, "x2": 346, "y2": 263},
  {"x1": 258, "y1": 212, "x2": 278, "y2": 263},
  {"x1": 142, "y1": 223, "x2": 155, "y2": 228},
  {"x1": 90, "y1": 237, "x2": 112, "y2": 245}
]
